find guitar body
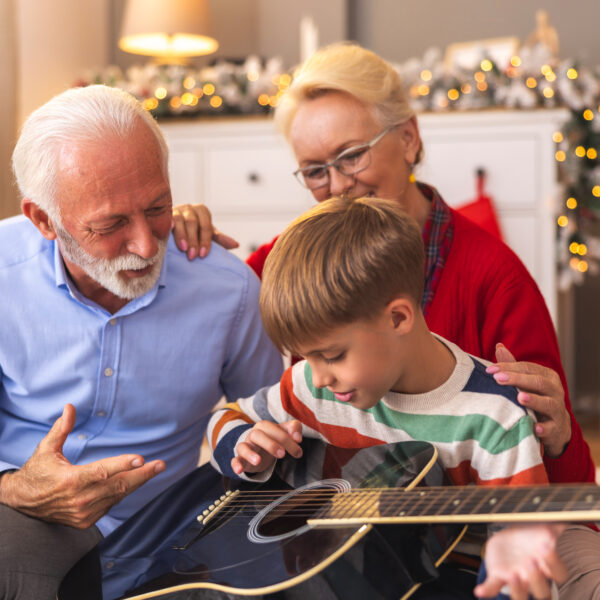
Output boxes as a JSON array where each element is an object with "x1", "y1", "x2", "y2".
[{"x1": 59, "y1": 441, "x2": 467, "y2": 600}]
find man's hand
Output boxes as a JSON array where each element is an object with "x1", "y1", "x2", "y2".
[
  {"x1": 0, "y1": 404, "x2": 165, "y2": 529},
  {"x1": 172, "y1": 204, "x2": 239, "y2": 260},
  {"x1": 474, "y1": 524, "x2": 567, "y2": 599},
  {"x1": 232, "y1": 420, "x2": 303, "y2": 476},
  {"x1": 486, "y1": 344, "x2": 571, "y2": 457}
]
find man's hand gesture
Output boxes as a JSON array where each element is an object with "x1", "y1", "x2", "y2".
[{"x1": 0, "y1": 404, "x2": 165, "y2": 528}]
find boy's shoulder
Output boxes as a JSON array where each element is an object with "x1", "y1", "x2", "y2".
[{"x1": 439, "y1": 335, "x2": 523, "y2": 411}]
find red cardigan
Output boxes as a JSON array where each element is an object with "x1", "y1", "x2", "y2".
[{"x1": 246, "y1": 210, "x2": 595, "y2": 485}]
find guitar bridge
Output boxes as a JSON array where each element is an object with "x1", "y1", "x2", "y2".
[{"x1": 171, "y1": 489, "x2": 239, "y2": 551}]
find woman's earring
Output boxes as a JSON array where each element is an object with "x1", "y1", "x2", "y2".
[{"x1": 408, "y1": 163, "x2": 416, "y2": 183}]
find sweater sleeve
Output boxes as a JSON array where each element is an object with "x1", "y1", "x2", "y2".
[{"x1": 429, "y1": 212, "x2": 595, "y2": 484}]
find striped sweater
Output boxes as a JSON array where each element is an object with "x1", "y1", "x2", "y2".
[{"x1": 208, "y1": 336, "x2": 548, "y2": 488}]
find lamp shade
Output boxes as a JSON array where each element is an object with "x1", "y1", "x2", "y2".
[{"x1": 119, "y1": 0, "x2": 218, "y2": 59}]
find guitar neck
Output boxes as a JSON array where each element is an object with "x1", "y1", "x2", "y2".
[{"x1": 308, "y1": 483, "x2": 600, "y2": 528}]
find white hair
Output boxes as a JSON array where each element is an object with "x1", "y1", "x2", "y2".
[{"x1": 11, "y1": 85, "x2": 169, "y2": 218}]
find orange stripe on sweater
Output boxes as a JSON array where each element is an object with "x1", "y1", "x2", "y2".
[
  {"x1": 279, "y1": 369, "x2": 383, "y2": 448},
  {"x1": 445, "y1": 461, "x2": 548, "y2": 487},
  {"x1": 211, "y1": 407, "x2": 254, "y2": 451}
]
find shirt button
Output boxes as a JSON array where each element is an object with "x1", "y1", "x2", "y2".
[
  {"x1": 109, "y1": 318, "x2": 117, "y2": 326},
  {"x1": 104, "y1": 367, "x2": 114, "y2": 377},
  {"x1": 96, "y1": 410, "x2": 107, "y2": 417},
  {"x1": 77, "y1": 433, "x2": 87, "y2": 440},
  {"x1": 105, "y1": 561, "x2": 115, "y2": 569}
]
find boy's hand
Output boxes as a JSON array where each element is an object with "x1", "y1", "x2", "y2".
[
  {"x1": 232, "y1": 420, "x2": 303, "y2": 475},
  {"x1": 474, "y1": 524, "x2": 567, "y2": 600}
]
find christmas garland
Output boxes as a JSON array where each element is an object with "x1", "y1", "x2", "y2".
[{"x1": 79, "y1": 45, "x2": 600, "y2": 285}]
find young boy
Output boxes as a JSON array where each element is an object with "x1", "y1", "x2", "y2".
[{"x1": 207, "y1": 196, "x2": 551, "y2": 598}]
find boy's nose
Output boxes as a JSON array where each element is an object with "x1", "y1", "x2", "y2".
[{"x1": 311, "y1": 365, "x2": 335, "y2": 389}]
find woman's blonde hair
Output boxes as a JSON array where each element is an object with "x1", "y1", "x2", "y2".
[
  {"x1": 260, "y1": 196, "x2": 425, "y2": 354},
  {"x1": 275, "y1": 42, "x2": 416, "y2": 140}
]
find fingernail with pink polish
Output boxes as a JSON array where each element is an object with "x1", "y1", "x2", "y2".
[
  {"x1": 486, "y1": 365, "x2": 500, "y2": 374},
  {"x1": 180, "y1": 239, "x2": 188, "y2": 252},
  {"x1": 188, "y1": 247, "x2": 197, "y2": 260},
  {"x1": 199, "y1": 246, "x2": 207, "y2": 258},
  {"x1": 493, "y1": 372, "x2": 510, "y2": 382},
  {"x1": 131, "y1": 457, "x2": 143, "y2": 467}
]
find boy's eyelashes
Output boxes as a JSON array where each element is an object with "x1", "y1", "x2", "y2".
[{"x1": 323, "y1": 352, "x2": 346, "y2": 364}]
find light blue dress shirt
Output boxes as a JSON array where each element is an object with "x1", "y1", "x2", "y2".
[{"x1": 0, "y1": 216, "x2": 283, "y2": 535}]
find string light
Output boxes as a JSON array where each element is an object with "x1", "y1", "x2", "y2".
[
  {"x1": 543, "y1": 88, "x2": 554, "y2": 98},
  {"x1": 587, "y1": 148, "x2": 598, "y2": 159},
  {"x1": 583, "y1": 109, "x2": 594, "y2": 120},
  {"x1": 202, "y1": 83, "x2": 215, "y2": 96},
  {"x1": 209, "y1": 96, "x2": 222, "y2": 108},
  {"x1": 566, "y1": 197, "x2": 578, "y2": 209},
  {"x1": 480, "y1": 60, "x2": 493, "y2": 72},
  {"x1": 557, "y1": 215, "x2": 569, "y2": 227},
  {"x1": 420, "y1": 69, "x2": 432, "y2": 81},
  {"x1": 555, "y1": 150, "x2": 566, "y2": 162},
  {"x1": 578, "y1": 260, "x2": 589, "y2": 273},
  {"x1": 183, "y1": 77, "x2": 196, "y2": 90},
  {"x1": 567, "y1": 68, "x2": 578, "y2": 80},
  {"x1": 578, "y1": 244, "x2": 588, "y2": 256},
  {"x1": 154, "y1": 87, "x2": 167, "y2": 100},
  {"x1": 510, "y1": 56, "x2": 522, "y2": 67},
  {"x1": 575, "y1": 146, "x2": 586, "y2": 157},
  {"x1": 552, "y1": 131, "x2": 563, "y2": 143},
  {"x1": 142, "y1": 98, "x2": 158, "y2": 111},
  {"x1": 593, "y1": 185, "x2": 600, "y2": 197},
  {"x1": 569, "y1": 242, "x2": 580, "y2": 254},
  {"x1": 418, "y1": 84, "x2": 430, "y2": 96},
  {"x1": 447, "y1": 89, "x2": 459, "y2": 101},
  {"x1": 526, "y1": 77, "x2": 537, "y2": 88}
]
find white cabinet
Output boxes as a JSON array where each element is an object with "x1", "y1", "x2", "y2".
[
  {"x1": 161, "y1": 117, "x2": 314, "y2": 258},
  {"x1": 161, "y1": 109, "x2": 567, "y2": 323}
]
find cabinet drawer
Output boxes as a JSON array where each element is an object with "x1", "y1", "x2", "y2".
[
  {"x1": 205, "y1": 141, "x2": 314, "y2": 214},
  {"x1": 418, "y1": 133, "x2": 538, "y2": 209}
]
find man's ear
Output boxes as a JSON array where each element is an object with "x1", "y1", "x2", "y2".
[
  {"x1": 22, "y1": 199, "x2": 57, "y2": 240},
  {"x1": 396, "y1": 117, "x2": 421, "y2": 166},
  {"x1": 386, "y1": 297, "x2": 415, "y2": 335}
]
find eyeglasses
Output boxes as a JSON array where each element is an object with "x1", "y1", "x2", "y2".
[{"x1": 293, "y1": 124, "x2": 398, "y2": 190}]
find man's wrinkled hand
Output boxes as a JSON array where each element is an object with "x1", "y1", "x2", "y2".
[{"x1": 0, "y1": 404, "x2": 165, "y2": 528}]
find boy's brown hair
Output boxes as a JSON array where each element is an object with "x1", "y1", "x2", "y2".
[{"x1": 260, "y1": 196, "x2": 425, "y2": 354}]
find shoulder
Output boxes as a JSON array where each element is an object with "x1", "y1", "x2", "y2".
[
  {"x1": 165, "y1": 238, "x2": 258, "y2": 290},
  {"x1": 0, "y1": 215, "x2": 51, "y2": 270}
]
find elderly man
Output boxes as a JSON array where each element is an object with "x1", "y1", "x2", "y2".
[{"x1": 0, "y1": 85, "x2": 282, "y2": 599}]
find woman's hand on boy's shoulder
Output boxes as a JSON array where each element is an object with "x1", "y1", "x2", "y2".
[{"x1": 232, "y1": 420, "x2": 303, "y2": 475}]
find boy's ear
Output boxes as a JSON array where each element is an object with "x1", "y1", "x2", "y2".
[
  {"x1": 22, "y1": 199, "x2": 57, "y2": 240},
  {"x1": 386, "y1": 297, "x2": 414, "y2": 334}
]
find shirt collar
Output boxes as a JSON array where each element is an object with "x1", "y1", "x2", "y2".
[{"x1": 52, "y1": 240, "x2": 168, "y2": 317}]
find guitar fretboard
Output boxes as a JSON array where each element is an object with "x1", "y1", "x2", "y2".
[{"x1": 308, "y1": 484, "x2": 600, "y2": 527}]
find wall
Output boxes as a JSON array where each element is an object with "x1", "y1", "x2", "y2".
[{"x1": 349, "y1": 0, "x2": 600, "y2": 66}]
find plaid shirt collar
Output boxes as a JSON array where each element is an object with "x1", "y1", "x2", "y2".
[{"x1": 419, "y1": 182, "x2": 454, "y2": 315}]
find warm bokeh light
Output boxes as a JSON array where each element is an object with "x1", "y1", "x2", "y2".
[
  {"x1": 567, "y1": 68, "x2": 578, "y2": 79},
  {"x1": 557, "y1": 215, "x2": 569, "y2": 227},
  {"x1": 526, "y1": 77, "x2": 537, "y2": 88},
  {"x1": 246, "y1": 71, "x2": 259, "y2": 82},
  {"x1": 575, "y1": 146, "x2": 586, "y2": 157},
  {"x1": 510, "y1": 55, "x2": 522, "y2": 67},
  {"x1": 448, "y1": 89, "x2": 460, "y2": 101},
  {"x1": 209, "y1": 95, "x2": 223, "y2": 108},
  {"x1": 257, "y1": 94, "x2": 270, "y2": 106},
  {"x1": 474, "y1": 71, "x2": 486, "y2": 83},
  {"x1": 154, "y1": 87, "x2": 167, "y2": 100},
  {"x1": 202, "y1": 83, "x2": 215, "y2": 95},
  {"x1": 587, "y1": 148, "x2": 598, "y2": 159},
  {"x1": 583, "y1": 109, "x2": 594, "y2": 121},
  {"x1": 480, "y1": 59, "x2": 493, "y2": 72},
  {"x1": 552, "y1": 131, "x2": 563, "y2": 143},
  {"x1": 593, "y1": 185, "x2": 600, "y2": 197},
  {"x1": 460, "y1": 83, "x2": 472, "y2": 94},
  {"x1": 142, "y1": 98, "x2": 159, "y2": 111},
  {"x1": 169, "y1": 96, "x2": 181, "y2": 109},
  {"x1": 183, "y1": 76, "x2": 196, "y2": 90},
  {"x1": 421, "y1": 69, "x2": 433, "y2": 81},
  {"x1": 566, "y1": 197, "x2": 578, "y2": 209},
  {"x1": 569, "y1": 242, "x2": 580, "y2": 254},
  {"x1": 578, "y1": 260, "x2": 589, "y2": 273},
  {"x1": 418, "y1": 84, "x2": 430, "y2": 96},
  {"x1": 555, "y1": 150, "x2": 566, "y2": 162},
  {"x1": 477, "y1": 81, "x2": 488, "y2": 92},
  {"x1": 543, "y1": 87, "x2": 554, "y2": 98}
]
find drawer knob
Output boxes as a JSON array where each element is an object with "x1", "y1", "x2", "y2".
[{"x1": 247, "y1": 172, "x2": 260, "y2": 184}]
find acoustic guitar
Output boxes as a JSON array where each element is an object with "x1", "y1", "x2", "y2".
[{"x1": 59, "y1": 439, "x2": 600, "y2": 600}]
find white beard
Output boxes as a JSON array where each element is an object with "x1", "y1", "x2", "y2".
[{"x1": 54, "y1": 223, "x2": 167, "y2": 300}]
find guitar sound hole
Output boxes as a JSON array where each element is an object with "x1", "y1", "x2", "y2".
[{"x1": 257, "y1": 488, "x2": 336, "y2": 537}]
